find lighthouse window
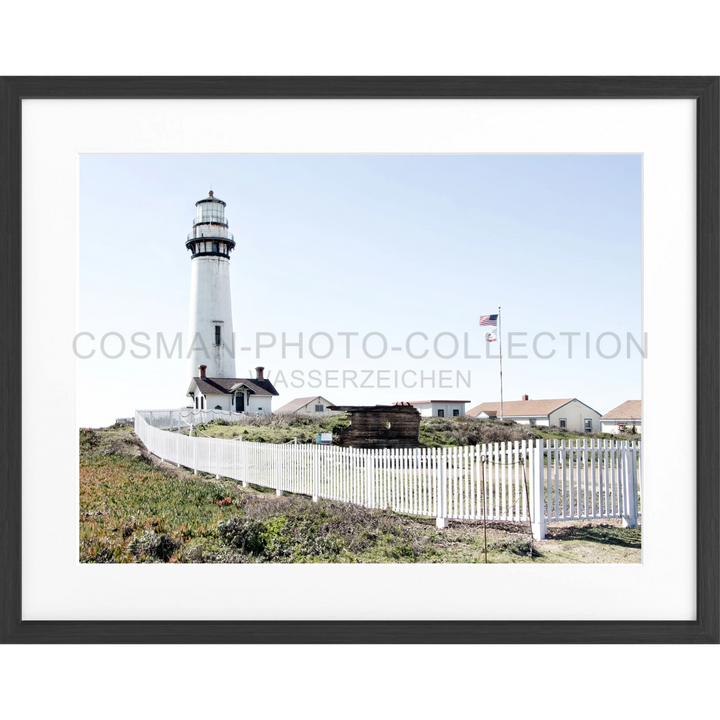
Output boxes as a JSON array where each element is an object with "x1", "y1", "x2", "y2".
[
  {"x1": 215, "y1": 326, "x2": 221, "y2": 345},
  {"x1": 213, "y1": 242, "x2": 218, "y2": 253}
]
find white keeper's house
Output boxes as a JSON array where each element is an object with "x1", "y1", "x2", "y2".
[
  {"x1": 274, "y1": 396, "x2": 338, "y2": 416},
  {"x1": 183, "y1": 191, "x2": 279, "y2": 415},
  {"x1": 187, "y1": 366, "x2": 279, "y2": 415},
  {"x1": 400, "y1": 400, "x2": 470, "y2": 418},
  {"x1": 467, "y1": 395, "x2": 602, "y2": 433},
  {"x1": 600, "y1": 400, "x2": 641, "y2": 434}
]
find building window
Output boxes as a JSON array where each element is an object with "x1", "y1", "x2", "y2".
[
  {"x1": 215, "y1": 325, "x2": 221, "y2": 345},
  {"x1": 201, "y1": 396, "x2": 205, "y2": 409},
  {"x1": 453, "y1": 409, "x2": 460, "y2": 417},
  {"x1": 529, "y1": 418, "x2": 537, "y2": 426},
  {"x1": 437, "y1": 409, "x2": 445, "y2": 417},
  {"x1": 559, "y1": 418, "x2": 567, "y2": 429},
  {"x1": 215, "y1": 405, "x2": 222, "y2": 410},
  {"x1": 195, "y1": 396, "x2": 198, "y2": 409},
  {"x1": 315, "y1": 405, "x2": 324, "y2": 413},
  {"x1": 584, "y1": 418, "x2": 593, "y2": 432}
]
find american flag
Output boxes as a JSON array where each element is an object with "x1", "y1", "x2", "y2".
[{"x1": 479, "y1": 314, "x2": 498, "y2": 327}]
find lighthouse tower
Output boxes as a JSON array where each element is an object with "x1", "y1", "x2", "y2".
[{"x1": 186, "y1": 191, "x2": 237, "y2": 379}]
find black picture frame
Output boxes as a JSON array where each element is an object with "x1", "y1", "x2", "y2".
[{"x1": 1, "y1": 77, "x2": 717, "y2": 644}]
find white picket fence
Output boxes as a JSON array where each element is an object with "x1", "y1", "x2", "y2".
[
  {"x1": 134, "y1": 409, "x2": 641, "y2": 539},
  {"x1": 143, "y1": 408, "x2": 255, "y2": 429}
]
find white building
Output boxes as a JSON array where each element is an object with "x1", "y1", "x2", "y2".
[
  {"x1": 274, "y1": 396, "x2": 338, "y2": 416},
  {"x1": 186, "y1": 191, "x2": 237, "y2": 379},
  {"x1": 187, "y1": 366, "x2": 279, "y2": 415},
  {"x1": 401, "y1": 400, "x2": 470, "y2": 418},
  {"x1": 467, "y1": 395, "x2": 602, "y2": 433},
  {"x1": 183, "y1": 191, "x2": 279, "y2": 414},
  {"x1": 601, "y1": 400, "x2": 641, "y2": 434}
]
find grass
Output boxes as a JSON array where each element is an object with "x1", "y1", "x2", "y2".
[
  {"x1": 80, "y1": 453, "x2": 247, "y2": 562},
  {"x1": 187, "y1": 413, "x2": 638, "y2": 447},
  {"x1": 184, "y1": 414, "x2": 350, "y2": 444},
  {"x1": 79, "y1": 425, "x2": 641, "y2": 564},
  {"x1": 547, "y1": 523, "x2": 642, "y2": 548}
]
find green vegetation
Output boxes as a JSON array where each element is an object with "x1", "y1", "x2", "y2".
[
  {"x1": 80, "y1": 453, "x2": 246, "y2": 563},
  {"x1": 419, "y1": 416, "x2": 536, "y2": 447},
  {"x1": 79, "y1": 425, "x2": 641, "y2": 564},
  {"x1": 419, "y1": 416, "x2": 637, "y2": 446},
  {"x1": 187, "y1": 414, "x2": 636, "y2": 447},
  {"x1": 185, "y1": 414, "x2": 349, "y2": 444}
]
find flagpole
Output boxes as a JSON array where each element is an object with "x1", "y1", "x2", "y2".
[{"x1": 498, "y1": 306, "x2": 504, "y2": 420}]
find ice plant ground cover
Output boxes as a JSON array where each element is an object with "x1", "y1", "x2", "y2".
[{"x1": 79, "y1": 424, "x2": 641, "y2": 564}]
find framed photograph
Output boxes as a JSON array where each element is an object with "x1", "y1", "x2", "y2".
[{"x1": 1, "y1": 77, "x2": 717, "y2": 643}]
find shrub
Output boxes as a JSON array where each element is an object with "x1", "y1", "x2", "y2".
[
  {"x1": 217, "y1": 517, "x2": 266, "y2": 554},
  {"x1": 128, "y1": 531, "x2": 180, "y2": 562},
  {"x1": 420, "y1": 416, "x2": 536, "y2": 447},
  {"x1": 79, "y1": 428, "x2": 98, "y2": 452}
]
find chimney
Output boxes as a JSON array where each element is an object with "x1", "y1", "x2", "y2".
[
  {"x1": 522, "y1": 394, "x2": 529, "y2": 401},
  {"x1": 255, "y1": 366, "x2": 265, "y2": 380},
  {"x1": 198, "y1": 364, "x2": 207, "y2": 379}
]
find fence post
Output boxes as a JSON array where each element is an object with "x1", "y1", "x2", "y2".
[
  {"x1": 531, "y1": 439, "x2": 547, "y2": 540},
  {"x1": 193, "y1": 435, "x2": 197, "y2": 475},
  {"x1": 436, "y1": 447, "x2": 448, "y2": 529},
  {"x1": 365, "y1": 450, "x2": 374, "y2": 509},
  {"x1": 276, "y1": 445, "x2": 283, "y2": 496},
  {"x1": 312, "y1": 446, "x2": 320, "y2": 502},
  {"x1": 242, "y1": 440, "x2": 249, "y2": 488},
  {"x1": 637, "y1": 440, "x2": 643, "y2": 504},
  {"x1": 623, "y1": 441, "x2": 639, "y2": 528}
]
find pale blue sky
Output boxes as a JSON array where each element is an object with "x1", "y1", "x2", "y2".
[{"x1": 79, "y1": 154, "x2": 641, "y2": 427}]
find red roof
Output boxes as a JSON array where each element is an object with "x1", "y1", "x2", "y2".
[
  {"x1": 601, "y1": 400, "x2": 641, "y2": 420},
  {"x1": 398, "y1": 400, "x2": 471, "y2": 405}
]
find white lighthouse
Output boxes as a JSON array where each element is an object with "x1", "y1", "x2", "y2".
[
  {"x1": 186, "y1": 191, "x2": 236, "y2": 379},
  {"x1": 185, "y1": 191, "x2": 279, "y2": 414}
]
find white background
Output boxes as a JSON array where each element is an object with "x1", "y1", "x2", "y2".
[{"x1": 22, "y1": 98, "x2": 695, "y2": 623}]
